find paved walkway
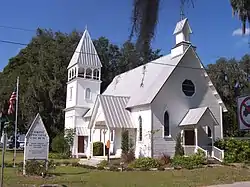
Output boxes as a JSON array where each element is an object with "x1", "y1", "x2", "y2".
[{"x1": 208, "y1": 181, "x2": 250, "y2": 187}]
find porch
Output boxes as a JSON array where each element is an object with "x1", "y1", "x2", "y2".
[{"x1": 179, "y1": 107, "x2": 224, "y2": 162}]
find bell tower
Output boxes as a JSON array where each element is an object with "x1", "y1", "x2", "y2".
[{"x1": 64, "y1": 28, "x2": 102, "y2": 130}]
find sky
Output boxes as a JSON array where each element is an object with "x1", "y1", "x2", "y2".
[{"x1": 0, "y1": 0, "x2": 249, "y2": 71}]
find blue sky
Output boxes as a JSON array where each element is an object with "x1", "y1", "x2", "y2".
[{"x1": 0, "y1": 0, "x2": 249, "y2": 71}]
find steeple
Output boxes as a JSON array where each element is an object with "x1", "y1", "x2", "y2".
[
  {"x1": 171, "y1": 18, "x2": 193, "y2": 58},
  {"x1": 67, "y1": 29, "x2": 102, "y2": 81}
]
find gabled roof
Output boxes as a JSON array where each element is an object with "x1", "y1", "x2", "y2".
[
  {"x1": 103, "y1": 46, "x2": 227, "y2": 112},
  {"x1": 67, "y1": 29, "x2": 102, "y2": 69},
  {"x1": 179, "y1": 107, "x2": 219, "y2": 126},
  {"x1": 88, "y1": 95, "x2": 134, "y2": 129},
  {"x1": 103, "y1": 46, "x2": 188, "y2": 108},
  {"x1": 173, "y1": 18, "x2": 193, "y2": 35}
]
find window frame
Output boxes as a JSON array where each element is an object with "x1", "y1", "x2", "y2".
[
  {"x1": 85, "y1": 88, "x2": 91, "y2": 100},
  {"x1": 69, "y1": 86, "x2": 73, "y2": 101},
  {"x1": 182, "y1": 79, "x2": 195, "y2": 97},
  {"x1": 163, "y1": 111, "x2": 170, "y2": 137},
  {"x1": 138, "y1": 116, "x2": 142, "y2": 141}
]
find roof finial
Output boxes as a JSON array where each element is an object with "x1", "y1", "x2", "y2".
[
  {"x1": 180, "y1": 0, "x2": 185, "y2": 20},
  {"x1": 85, "y1": 25, "x2": 88, "y2": 31}
]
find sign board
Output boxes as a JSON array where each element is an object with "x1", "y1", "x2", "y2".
[
  {"x1": 237, "y1": 95, "x2": 250, "y2": 130},
  {"x1": 24, "y1": 113, "x2": 49, "y2": 160}
]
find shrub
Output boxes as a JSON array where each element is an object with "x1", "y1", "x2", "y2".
[
  {"x1": 175, "y1": 133, "x2": 184, "y2": 157},
  {"x1": 159, "y1": 153, "x2": 171, "y2": 166},
  {"x1": 109, "y1": 165, "x2": 119, "y2": 172},
  {"x1": 171, "y1": 151, "x2": 206, "y2": 169},
  {"x1": 71, "y1": 162, "x2": 80, "y2": 167},
  {"x1": 157, "y1": 166, "x2": 165, "y2": 171},
  {"x1": 97, "y1": 166, "x2": 105, "y2": 170},
  {"x1": 98, "y1": 160, "x2": 109, "y2": 167},
  {"x1": 121, "y1": 149, "x2": 135, "y2": 163},
  {"x1": 128, "y1": 157, "x2": 160, "y2": 169},
  {"x1": 121, "y1": 130, "x2": 129, "y2": 154},
  {"x1": 215, "y1": 138, "x2": 250, "y2": 163},
  {"x1": 49, "y1": 152, "x2": 69, "y2": 159},
  {"x1": 20, "y1": 160, "x2": 56, "y2": 176},
  {"x1": 93, "y1": 142, "x2": 104, "y2": 156},
  {"x1": 51, "y1": 134, "x2": 70, "y2": 156}
]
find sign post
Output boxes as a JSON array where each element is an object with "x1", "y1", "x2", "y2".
[
  {"x1": 237, "y1": 95, "x2": 250, "y2": 130},
  {"x1": 23, "y1": 113, "x2": 49, "y2": 175}
]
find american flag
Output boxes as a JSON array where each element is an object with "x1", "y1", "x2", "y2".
[{"x1": 8, "y1": 89, "x2": 16, "y2": 115}]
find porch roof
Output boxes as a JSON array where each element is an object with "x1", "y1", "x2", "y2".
[
  {"x1": 179, "y1": 107, "x2": 219, "y2": 127},
  {"x1": 76, "y1": 127, "x2": 88, "y2": 136},
  {"x1": 88, "y1": 95, "x2": 135, "y2": 129}
]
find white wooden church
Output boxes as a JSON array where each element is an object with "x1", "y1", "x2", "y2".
[{"x1": 64, "y1": 18, "x2": 227, "y2": 161}]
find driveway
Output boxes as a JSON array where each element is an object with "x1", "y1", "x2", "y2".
[{"x1": 207, "y1": 181, "x2": 250, "y2": 187}]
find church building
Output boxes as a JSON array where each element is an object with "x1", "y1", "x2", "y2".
[{"x1": 64, "y1": 18, "x2": 227, "y2": 161}]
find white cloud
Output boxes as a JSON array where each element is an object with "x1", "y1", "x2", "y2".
[{"x1": 232, "y1": 28, "x2": 250, "y2": 36}]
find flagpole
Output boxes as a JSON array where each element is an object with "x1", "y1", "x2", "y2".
[{"x1": 13, "y1": 76, "x2": 19, "y2": 168}]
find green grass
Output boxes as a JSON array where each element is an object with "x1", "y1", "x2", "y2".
[
  {"x1": 1, "y1": 150, "x2": 79, "y2": 165},
  {"x1": 2, "y1": 166, "x2": 250, "y2": 187}
]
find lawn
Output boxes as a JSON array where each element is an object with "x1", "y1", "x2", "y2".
[{"x1": 1, "y1": 166, "x2": 250, "y2": 187}]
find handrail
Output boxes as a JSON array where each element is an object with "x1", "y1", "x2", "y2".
[
  {"x1": 212, "y1": 146, "x2": 224, "y2": 162},
  {"x1": 196, "y1": 146, "x2": 208, "y2": 158}
]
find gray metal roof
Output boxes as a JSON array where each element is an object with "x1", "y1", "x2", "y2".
[
  {"x1": 179, "y1": 107, "x2": 219, "y2": 126},
  {"x1": 103, "y1": 48, "x2": 185, "y2": 108},
  {"x1": 76, "y1": 127, "x2": 88, "y2": 136},
  {"x1": 88, "y1": 95, "x2": 134, "y2": 129},
  {"x1": 99, "y1": 95, "x2": 134, "y2": 128},
  {"x1": 173, "y1": 18, "x2": 192, "y2": 35},
  {"x1": 67, "y1": 29, "x2": 102, "y2": 69}
]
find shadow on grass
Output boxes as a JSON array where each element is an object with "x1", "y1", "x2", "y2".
[{"x1": 52, "y1": 171, "x2": 89, "y2": 176}]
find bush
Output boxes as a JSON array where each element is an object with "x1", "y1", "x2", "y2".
[
  {"x1": 71, "y1": 162, "x2": 80, "y2": 167},
  {"x1": 109, "y1": 165, "x2": 119, "y2": 172},
  {"x1": 19, "y1": 160, "x2": 56, "y2": 176},
  {"x1": 121, "y1": 149, "x2": 135, "y2": 163},
  {"x1": 175, "y1": 133, "x2": 184, "y2": 157},
  {"x1": 98, "y1": 160, "x2": 109, "y2": 167},
  {"x1": 51, "y1": 134, "x2": 70, "y2": 155},
  {"x1": 159, "y1": 153, "x2": 171, "y2": 166},
  {"x1": 93, "y1": 142, "x2": 104, "y2": 156},
  {"x1": 121, "y1": 130, "x2": 129, "y2": 154},
  {"x1": 215, "y1": 138, "x2": 250, "y2": 163},
  {"x1": 49, "y1": 152, "x2": 69, "y2": 159},
  {"x1": 171, "y1": 151, "x2": 206, "y2": 169},
  {"x1": 128, "y1": 157, "x2": 160, "y2": 169},
  {"x1": 97, "y1": 166, "x2": 105, "y2": 170}
]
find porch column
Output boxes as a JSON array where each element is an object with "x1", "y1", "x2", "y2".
[
  {"x1": 212, "y1": 125, "x2": 215, "y2": 157},
  {"x1": 194, "y1": 127, "x2": 198, "y2": 152},
  {"x1": 89, "y1": 128, "x2": 93, "y2": 158}
]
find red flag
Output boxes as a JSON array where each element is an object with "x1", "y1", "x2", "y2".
[{"x1": 8, "y1": 89, "x2": 16, "y2": 115}]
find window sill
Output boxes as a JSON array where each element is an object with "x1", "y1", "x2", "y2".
[{"x1": 164, "y1": 136, "x2": 172, "y2": 140}]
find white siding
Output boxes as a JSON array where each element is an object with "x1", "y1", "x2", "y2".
[
  {"x1": 131, "y1": 106, "x2": 152, "y2": 158},
  {"x1": 151, "y1": 48, "x2": 223, "y2": 157},
  {"x1": 66, "y1": 81, "x2": 77, "y2": 108}
]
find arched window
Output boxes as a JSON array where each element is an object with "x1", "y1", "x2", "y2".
[
  {"x1": 85, "y1": 88, "x2": 91, "y2": 100},
  {"x1": 164, "y1": 111, "x2": 170, "y2": 137},
  {"x1": 138, "y1": 116, "x2": 142, "y2": 141},
  {"x1": 93, "y1": 69, "x2": 99, "y2": 80},
  {"x1": 78, "y1": 67, "x2": 85, "y2": 78},
  {"x1": 207, "y1": 126, "x2": 212, "y2": 138},
  {"x1": 86, "y1": 68, "x2": 92, "y2": 79}
]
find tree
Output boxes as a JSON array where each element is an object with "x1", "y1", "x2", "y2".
[
  {"x1": 175, "y1": 133, "x2": 184, "y2": 156},
  {"x1": 0, "y1": 29, "x2": 161, "y2": 142},
  {"x1": 130, "y1": 0, "x2": 193, "y2": 60},
  {"x1": 231, "y1": 0, "x2": 250, "y2": 34}
]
